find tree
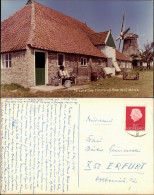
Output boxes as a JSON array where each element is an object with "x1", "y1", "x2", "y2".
[
  {"x1": 130, "y1": 53, "x2": 141, "y2": 68},
  {"x1": 140, "y1": 42, "x2": 154, "y2": 69}
]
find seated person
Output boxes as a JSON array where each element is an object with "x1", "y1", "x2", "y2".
[{"x1": 58, "y1": 66, "x2": 69, "y2": 78}]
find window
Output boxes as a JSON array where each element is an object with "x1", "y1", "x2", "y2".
[
  {"x1": 107, "y1": 58, "x2": 112, "y2": 67},
  {"x1": 122, "y1": 62, "x2": 125, "y2": 68},
  {"x1": 58, "y1": 54, "x2": 64, "y2": 66},
  {"x1": 81, "y1": 57, "x2": 87, "y2": 66},
  {"x1": 98, "y1": 59, "x2": 102, "y2": 66},
  {"x1": 1, "y1": 53, "x2": 12, "y2": 68}
]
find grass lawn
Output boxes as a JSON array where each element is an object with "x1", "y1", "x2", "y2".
[{"x1": 1, "y1": 68, "x2": 153, "y2": 97}]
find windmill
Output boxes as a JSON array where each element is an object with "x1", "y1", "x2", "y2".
[{"x1": 116, "y1": 12, "x2": 130, "y2": 51}]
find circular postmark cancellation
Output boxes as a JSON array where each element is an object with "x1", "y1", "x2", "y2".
[{"x1": 125, "y1": 106, "x2": 146, "y2": 137}]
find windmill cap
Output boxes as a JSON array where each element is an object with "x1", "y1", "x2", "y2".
[{"x1": 124, "y1": 33, "x2": 138, "y2": 40}]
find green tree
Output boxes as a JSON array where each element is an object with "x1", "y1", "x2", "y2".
[
  {"x1": 130, "y1": 53, "x2": 141, "y2": 68},
  {"x1": 141, "y1": 42, "x2": 154, "y2": 69}
]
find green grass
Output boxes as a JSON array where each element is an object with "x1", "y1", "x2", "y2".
[{"x1": 1, "y1": 68, "x2": 153, "y2": 97}]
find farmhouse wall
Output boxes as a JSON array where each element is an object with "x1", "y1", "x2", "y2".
[
  {"x1": 97, "y1": 45, "x2": 116, "y2": 60},
  {"x1": 117, "y1": 60, "x2": 133, "y2": 72},
  {"x1": 48, "y1": 52, "x2": 107, "y2": 84},
  {"x1": 1, "y1": 46, "x2": 35, "y2": 87},
  {"x1": 2, "y1": 48, "x2": 107, "y2": 87}
]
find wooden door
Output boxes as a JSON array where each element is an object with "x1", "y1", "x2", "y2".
[{"x1": 35, "y1": 52, "x2": 45, "y2": 85}]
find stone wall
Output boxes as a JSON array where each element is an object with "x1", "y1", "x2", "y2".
[
  {"x1": 1, "y1": 48, "x2": 107, "y2": 87},
  {"x1": 48, "y1": 52, "x2": 59, "y2": 84},
  {"x1": 48, "y1": 52, "x2": 107, "y2": 84},
  {"x1": 1, "y1": 46, "x2": 35, "y2": 87}
]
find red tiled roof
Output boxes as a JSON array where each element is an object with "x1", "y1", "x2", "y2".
[
  {"x1": 1, "y1": 5, "x2": 31, "y2": 53},
  {"x1": 89, "y1": 31, "x2": 109, "y2": 45},
  {"x1": 1, "y1": 1, "x2": 106, "y2": 58},
  {"x1": 116, "y1": 49, "x2": 132, "y2": 62}
]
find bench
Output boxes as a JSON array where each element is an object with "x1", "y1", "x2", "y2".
[{"x1": 123, "y1": 72, "x2": 139, "y2": 80}]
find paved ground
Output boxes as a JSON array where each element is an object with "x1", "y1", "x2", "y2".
[
  {"x1": 31, "y1": 85, "x2": 65, "y2": 91},
  {"x1": 31, "y1": 84, "x2": 89, "y2": 92}
]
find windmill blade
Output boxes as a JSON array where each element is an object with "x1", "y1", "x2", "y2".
[
  {"x1": 123, "y1": 27, "x2": 130, "y2": 36},
  {"x1": 120, "y1": 11, "x2": 125, "y2": 33},
  {"x1": 117, "y1": 11, "x2": 125, "y2": 50},
  {"x1": 118, "y1": 39, "x2": 122, "y2": 51},
  {"x1": 116, "y1": 36, "x2": 121, "y2": 41}
]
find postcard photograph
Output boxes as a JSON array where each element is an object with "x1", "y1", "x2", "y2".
[{"x1": 1, "y1": 0, "x2": 153, "y2": 97}]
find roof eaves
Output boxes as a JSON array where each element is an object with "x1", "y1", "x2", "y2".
[
  {"x1": 116, "y1": 49, "x2": 132, "y2": 62},
  {"x1": 94, "y1": 42, "x2": 106, "y2": 46},
  {"x1": 29, "y1": 44, "x2": 107, "y2": 59},
  {"x1": 1, "y1": 49, "x2": 27, "y2": 54}
]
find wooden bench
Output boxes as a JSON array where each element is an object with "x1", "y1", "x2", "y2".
[{"x1": 123, "y1": 72, "x2": 139, "y2": 80}]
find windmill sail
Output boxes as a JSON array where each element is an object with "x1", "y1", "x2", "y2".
[
  {"x1": 123, "y1": 27, "x2": 130, "y2": 35},
  {"x1": 121, "y1": 12, "x2": 125, "y2": 33},
  {"x1": 116, "y1": 12, "x2": 130, "y2": 51}
]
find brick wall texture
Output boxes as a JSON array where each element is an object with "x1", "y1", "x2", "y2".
[
  {"x1": 1, "y1": 47, "x2": 107, "y2": 87},
  {"x1": 1, "y1": 46, "x2": 35, "y2": 87}
]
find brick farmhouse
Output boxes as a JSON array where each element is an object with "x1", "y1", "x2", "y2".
[{"x1": 1, "y1": 0, "x2": 132, "y2": 87}]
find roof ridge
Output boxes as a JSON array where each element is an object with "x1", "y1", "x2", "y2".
[
  {"x1": 33, "y1": 0, "x2": 95, "y2": 34},
  {"x1": 1, "y1": 0, "x2": 106, "y2": 58},
  {"x1": 91, "y1": 31, "x2": 109, "y2": 35},
  {"x1": 97, "y1": 31, "x2": 109, "y2": 34},
  {"x1": 27, "y1": 2, "x2": 35, "y2": 46}
]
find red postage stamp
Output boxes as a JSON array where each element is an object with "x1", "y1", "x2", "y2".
[{"x1": 126, "y1": 106, "x2": 145, "y2": 131}]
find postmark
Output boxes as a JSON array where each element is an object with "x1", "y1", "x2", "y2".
[{"x1": 125, "y1": 106, "x2": 146, "y2": 137}]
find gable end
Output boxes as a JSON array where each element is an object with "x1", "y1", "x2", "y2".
[{"x1": 105, "y1": 31, "x2": 116, "y2": 48}]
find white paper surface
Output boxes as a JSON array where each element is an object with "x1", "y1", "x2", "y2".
[{"x1": 1, "y1": 98, "x2": 153, "y2": 194}]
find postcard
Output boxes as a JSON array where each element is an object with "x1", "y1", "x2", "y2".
[
  {"x1": 1, "y1": 1, "x2": 153, "y2": 195},
  {"x1": 1, "y1": 0, "x2": 153, "y2": 98},
  {"x1": 1, "y1": 98, "x2": 153, "y2": 194}
]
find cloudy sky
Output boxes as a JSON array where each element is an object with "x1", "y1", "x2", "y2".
[{"x1": 1, "y1": 0, "x2": 153, "y2": 51}]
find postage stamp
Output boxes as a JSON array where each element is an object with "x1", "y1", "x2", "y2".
[{"x1": 125, "y1": 106, "x2": 146, "y2": 137}]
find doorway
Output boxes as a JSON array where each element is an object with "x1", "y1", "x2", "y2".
[
  {"x1": 35, "y1": 52, "x2": 45, "y2": 85},
  {"x1": 132, "y1": 60, "x2": 138, "y2": 67}
]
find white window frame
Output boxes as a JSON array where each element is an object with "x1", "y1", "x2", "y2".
[
  {"x1": 129, "y1": 63, "x2": 132, "y2": 68},
  {"x1": 57, "y1": 53, "x2": 65, "y2": 67},
  {"x1": 81, "y1": 57, "x2": 87, "y2": 66},
  {"x1": 1, "y1": 53, "x2": 12, "y2": 69}
]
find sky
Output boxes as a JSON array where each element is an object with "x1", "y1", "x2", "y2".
[{"x1": 1, "y1": 0, "x2": 153, "y2": 51}]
